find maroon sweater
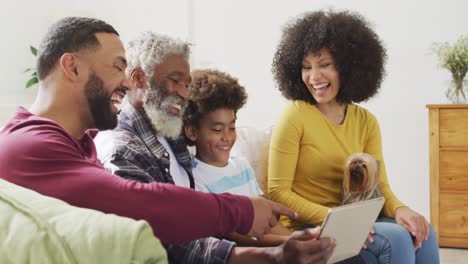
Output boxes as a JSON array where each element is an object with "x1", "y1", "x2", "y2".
[{"x1": 0, "y1": 107, "x2": 253, "y2": 243}]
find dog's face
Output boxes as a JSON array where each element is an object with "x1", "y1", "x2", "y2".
[{"x1": 343, "y1": 153, "x2": 380, "y2": 194}]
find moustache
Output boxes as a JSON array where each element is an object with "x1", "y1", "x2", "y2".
[{"x1": 113, "y1": 87, "x2": 127, "y2": 95}]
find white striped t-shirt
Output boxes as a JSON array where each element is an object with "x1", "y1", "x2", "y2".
[{"x1": 191, "y1": 156, "x2": 263, "y2": 197}]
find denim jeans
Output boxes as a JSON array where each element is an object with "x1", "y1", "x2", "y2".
[{"x1": 359, "y1": 218, "x2": 440, "y2": 264}]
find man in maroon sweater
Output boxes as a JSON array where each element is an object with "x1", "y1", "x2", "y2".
[{"x1": 0, "y1": 17, "x2": 334, "y2": 263}]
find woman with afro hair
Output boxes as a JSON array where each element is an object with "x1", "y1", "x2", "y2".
[{"x1": 268, "y1": 10, "x2": 439, "y2": 263}]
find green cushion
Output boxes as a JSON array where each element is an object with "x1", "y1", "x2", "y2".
[{"x1": 0, "y1": 179, "x2": 167, "y2": 264}]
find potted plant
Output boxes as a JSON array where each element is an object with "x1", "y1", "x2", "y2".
[
  {"x1": 432, "y1": 35, "x2": 468, "y2": 103},
  {"x1": 24, "y1": 46, "x2": 38, "y2": 88}
]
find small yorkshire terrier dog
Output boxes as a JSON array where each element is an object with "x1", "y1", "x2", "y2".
[{"x1": 341, "y1": 153, "x2": 382, "y2": 205}]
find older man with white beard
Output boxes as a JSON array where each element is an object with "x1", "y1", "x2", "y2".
[{"x1": 95, "y1": 31, "x2": 334, "y2": 264}]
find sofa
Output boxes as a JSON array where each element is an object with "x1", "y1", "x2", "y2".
[
  {"x1": 231, "y1": 126, "x2": 273, "y2": 193},
  {"x1": 0, "y1": 179, "x2": 167, "y2": 264}
]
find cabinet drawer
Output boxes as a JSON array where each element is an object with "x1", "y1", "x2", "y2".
[
  {"x1": 440, "y1": 109, "x2": 468, "y2": 147},
  {"x1": 440, "y1": 151, "x2": 468, "y2": 191},
  {"x1": 440, "y1": 192, "x2": 468, "y2": 239}
]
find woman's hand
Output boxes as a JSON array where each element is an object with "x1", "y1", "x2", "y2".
[
  {"x1": 362, "y1": 227, "x2": 375, "y2": 249},
  {"x1": 395, "y1": 206, "x2": 430, "y2": 249}
]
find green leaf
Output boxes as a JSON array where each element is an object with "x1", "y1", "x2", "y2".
[
  {"x1": 30, "y1": 46, "x2": 37, "y2": 56},
  {"x1": 32, "y1": 71, "x2": 37, "y2": 76},
  {"x1": 26, "y1": 77, "x2": 38, "y2": 88}
]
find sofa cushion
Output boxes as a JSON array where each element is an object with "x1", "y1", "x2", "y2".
[
  {"x1": 231, "y1": 126, "x2": 272, "y2": 193},
  {"x1": 0, "y1": 179, "x2": 167, "y2": 264}
]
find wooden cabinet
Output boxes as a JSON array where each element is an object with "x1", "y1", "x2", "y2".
[{"x1": 427, "y1": 104, "x2": 468, "y2": 248}]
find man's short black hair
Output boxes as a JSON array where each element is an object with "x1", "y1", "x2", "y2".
[{"x1": 37, "y1": 17, "x2": 119, "y2": 80}]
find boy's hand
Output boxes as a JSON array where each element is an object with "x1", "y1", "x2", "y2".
[
  {"x1": 362, "y1": 227, "x2": 375, "y2": 249},
  {"x1": 248, "y1": 197, "x2": 298, "y2": 240}
]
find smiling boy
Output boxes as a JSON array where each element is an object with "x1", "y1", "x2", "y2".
[{"x1": 184, "y1": 69, "x2": 291, "y2": 246}]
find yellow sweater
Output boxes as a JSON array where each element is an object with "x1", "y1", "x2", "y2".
[{"x1": 268, "y1": 101, "x2": 405, "y2": 230}]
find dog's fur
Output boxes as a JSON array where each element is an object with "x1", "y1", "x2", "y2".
[{"x1": 341, "y1": 153, "x2": 382, "y2": 205}]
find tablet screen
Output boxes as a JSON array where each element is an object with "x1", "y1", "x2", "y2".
[{"x1": 319, "y1": 197, "x2": 385, "y2": 264}]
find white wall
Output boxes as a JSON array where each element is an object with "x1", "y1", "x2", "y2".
[
  {"x1": 0, "y1": 0, "x2": 190, "y2": 122},
  {"x1": 191, "y1": 0, "x2": 468, "y2": 219},
  {"x1": 1, "y1": 0, "x2": 467, "y2": 219}
]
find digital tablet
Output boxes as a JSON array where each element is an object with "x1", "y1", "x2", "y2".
[{"x1": 319, "y1": 197, "x2": 385, "y2": 264}]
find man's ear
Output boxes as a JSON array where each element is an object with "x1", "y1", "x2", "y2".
[
  {"x1": 129, "y1": 68, "x2": 147, "y2": 88},
  {"x1": 59, "y1": 53, "x2": 81, "y2": 81},
  {"x1": 184, "y1": 125, "x2": 198, "y2": 142}
]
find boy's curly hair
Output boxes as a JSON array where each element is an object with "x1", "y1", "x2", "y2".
[
  {"x1": 184, "y1": 69, "x2": 247, "y2": 144},
  {"x1": 272, "y1": 10, "x2": 387, "y2": 104}
]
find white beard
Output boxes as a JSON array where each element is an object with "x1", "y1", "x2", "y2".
[{"x1": 142, "y1": 87, "x2": 185, "y2": 140}]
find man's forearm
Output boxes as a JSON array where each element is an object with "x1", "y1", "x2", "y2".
[
  {"x1": 228, "y1": 246, "x2": 279, "y2": 264},
  {"x1": 228, "y1": 228, "x2": 335, "y2": 264},
  {"x1": 165, "y1": 237, "x2": 235, "y2": 264},
  {"x1": 225, "y1": 232, "x2": 288, "y2": 247}
]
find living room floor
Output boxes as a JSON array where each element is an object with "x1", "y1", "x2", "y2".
[{"x1": 440, "y1": 248, "x2": 468, "y2": 264}]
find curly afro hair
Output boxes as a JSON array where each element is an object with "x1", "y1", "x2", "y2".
[
  {"x1": 183, "y1": 69, "x2": 247, "y2": 145},
  {"x1": 272, "y1": 10, "x2": 387, "y2": 104}
]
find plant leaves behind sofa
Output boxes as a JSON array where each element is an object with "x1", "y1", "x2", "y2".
[{"x1": 0, "y1": 179, "x2": 167, "y2": 264}]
